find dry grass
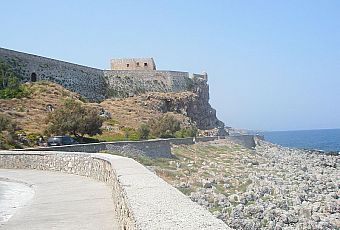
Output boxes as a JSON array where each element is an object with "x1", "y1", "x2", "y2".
[
  {"x1": 111, "y1": 139, "x2": 264, "y2": 198},
  {"x1": 0, "y1": 82, "x2": 194, "y2": 136},
  {"x1": 0, "y1": 81, "x2": 82, "y2": 134},
  {"x1": 99, "y1": 92, "x2": 193, "y2": 129}
]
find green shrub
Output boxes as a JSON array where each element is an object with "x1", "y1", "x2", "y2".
[
  {"x1": 137, "y1": 124, "x2": 150, "y2": 140},
  {"x1": 0, "y1": 84, "x2": 30, "y2": 99},
  {"x1": 0, "y1": 113, "x2": 21, "y2": 149},
  {"x1": 174, "y1": 126, "x2": 198, "y2": 138},
  {"x1": 46, "y1": 99, "x2": 103, "y2": 137},
  {"x1": 0, "y1": 61, "x2": 30, "y2": 99},
  {"x1": 148, "y1": 113, "x2": 181, "y2": 138},
  {"x1": 122, "y1": 127, "x2": 140, "y2": 141},
  {"x1": 106, "y1": 119, "x2": 119, "y2": 126},
  {"x1": 94, "y1": 133, "x2": 127, "y2": 142},
  {"x1": 26, "y1": 133, "x2": 41, "y2": 142}
]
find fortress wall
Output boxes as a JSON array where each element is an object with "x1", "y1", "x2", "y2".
[
  {"x1": 192, "y1": 73, "x2": 207, "y2": 81},
  {"x1": 0, "y1": 48, "x2": 204, "y2": 100},
  {"x1": 0, "y1": 151, "x2": 228, "y2": 229},
  {"x1": 0, "y1": 46, "x2": 197, "y2": 100},
  {"x1": 0, "y1": 48, "x2": 107, "y2": 101},
  {"x1": 104, "y1": 70, "x2": 193, "y2": 97}
]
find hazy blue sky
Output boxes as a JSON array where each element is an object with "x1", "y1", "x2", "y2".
[{"x1": 1, "y1": 1, "x2": 339, "y2": 131}]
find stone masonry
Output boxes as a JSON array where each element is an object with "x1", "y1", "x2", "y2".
[
  {"x1": 111, "y1": 58, "x2": 156, "y2": 70},
  {"x1": 0, "y1": 48, "x2": 207, "y2": 101}
]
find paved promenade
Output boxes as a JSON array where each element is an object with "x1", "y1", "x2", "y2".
[{"x1": 0, "y1": 169, "x2": 119, "y2": 230}]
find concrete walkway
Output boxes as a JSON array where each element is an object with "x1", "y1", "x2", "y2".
[{"x1": 0, "y1": 169, "x2": 119, "y2": 230}]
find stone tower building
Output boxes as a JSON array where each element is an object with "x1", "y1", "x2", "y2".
[{"x1": 110, "y1": 58, "x2": 156, "y2": 70}]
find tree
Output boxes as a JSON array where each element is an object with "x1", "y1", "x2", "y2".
[
  {"x1": 148, "y1": 113, "x2": 181, "y2": 138},
  {"x1": 175, "y1": 126, "x2": 198, "y2": 138},
  {"x1": 137, "y1": 124, "x2": 150, "y2": 139},
  {"x1": 0, "y1": 61, "x2": 29, "y2": 99},
  {"x1": 0, "y1": 113, "x2": 20, "y2": 149},
  {"x1": 46, "y1": 99, "x2": 103, "y2": 137},
  {"x1": 0, "y1": 113, "x2": 16, "y2": 134}
]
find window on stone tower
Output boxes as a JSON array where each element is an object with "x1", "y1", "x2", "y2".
[
  {"x1": 126, "y1": 64, "x2": 130, "y2": 67},
  {"x1": 144, "y1": 63, "x2": 148, "y2": 67},
  {"x1": 136, "y1": 62, "x2": 140, "y2": 67}
]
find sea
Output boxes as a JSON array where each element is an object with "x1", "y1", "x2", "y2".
[{"x1": 259, "y1": 129, "x2": 340, "y2": 152}]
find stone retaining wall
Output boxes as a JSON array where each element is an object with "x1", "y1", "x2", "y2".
[
  {"x1": 227, "y1": 135, "x2": 264, "y2": 149},
  {"x1": 0, "y1": 151, "x2": 228, "y2": 230},
  {"x1": 20, "y1": 139, "x2": 173, "y2": 158},
  {"x1": 196, "y1": 136, "x2": 220, "y2": 142},
  {"x1": 17, "y1": 135, "x2": 259, "y2": 156}
]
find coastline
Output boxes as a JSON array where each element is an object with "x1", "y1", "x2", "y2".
[
  {"x1": 244, "y1": 139, "x2": 340, "y2": 229},
  {"x1": 144, "y1": 138, "x2": 340, "y2": 229},
  {"x1": 260, "y1": 129, "x2": 340, "y2": 153}
]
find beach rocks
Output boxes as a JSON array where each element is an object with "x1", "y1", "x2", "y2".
[
  {"x1": 162, "y1": 140, "x2": 339, "y2": 229},
  {"x1": 202, "y1": 179, "x2": 213, "y2": 188},
  {"x1": 213, "y1": 140, "x2": 338, "y2": 229},
  {"x1": 242, "y1": 140, "x2": 340, "y2": 229}
]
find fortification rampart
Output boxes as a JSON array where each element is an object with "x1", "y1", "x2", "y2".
[
  {"x1": 104, "y1": 70, "x2": 197, "y2": 97},
  {"x1": 0, "y1": 151, "x2": 228, "y2": 229},
  {"x1": 0, "y1": 48, "x2": 207, "y2": 100},
  {"x1": 0, "y1": 48, "x2": 107, "y2": 101}
]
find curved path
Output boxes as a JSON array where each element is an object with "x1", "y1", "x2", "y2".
[{"x1": 0, "y1": 169, "x2": 119, "y2": 230}]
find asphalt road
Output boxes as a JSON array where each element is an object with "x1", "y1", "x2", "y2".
[{"x1": 0, "y1": 169, "x2": 119, "y2": 230}]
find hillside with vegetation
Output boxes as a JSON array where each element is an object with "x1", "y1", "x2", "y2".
[{"x1": 0, "y1": 80, "x2": 202, "y2": 148}]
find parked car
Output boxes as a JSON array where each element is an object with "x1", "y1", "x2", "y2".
[{"x1": 47, "y1": 136, "x2": 78, "y2": 146}]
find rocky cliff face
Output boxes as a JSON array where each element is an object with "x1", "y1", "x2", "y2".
[{"x1": 137, "y1": 77, "x2": 225, "y2": 133}]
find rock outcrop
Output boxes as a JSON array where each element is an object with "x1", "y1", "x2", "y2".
[{"x1": 137, "y1": 78, "x2": 224, "y2": 131}]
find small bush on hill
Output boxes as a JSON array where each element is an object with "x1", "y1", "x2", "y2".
[
  {"x1": 137, "y1": 124, "x2": 150, "y2": 140},
  {"x1": 45, "y1": 99, "x2": 103, "y2": 138},
  {"x1": 0, "y1": 61, "x2": 30, "y2": 99},
  {"x1": 175, "y1": 126, "x2": 198, "y2": 138},
  {"x1": 147, "y1": 113, "x2": 181, "y2": 138},
  {"x1": 106, "y1": 118, "x2": 119, "y2": 126},
  {"x1": 0, "y1": 113, "x2": 21, "y2": 149},
  {"x1": 122, "y1": 127, "x2": 140, "y2": 141},
  {"x1": 94, "y1": 132, "x2": 126, "y2": 142}
]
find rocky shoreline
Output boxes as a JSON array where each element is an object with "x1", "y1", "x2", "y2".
[
  {"x1": 159, "y1": 139, "x2": 339, "y2": 229},
  {"x1": 221, "y1": 140, "x2": 340, "y2": 229}
]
